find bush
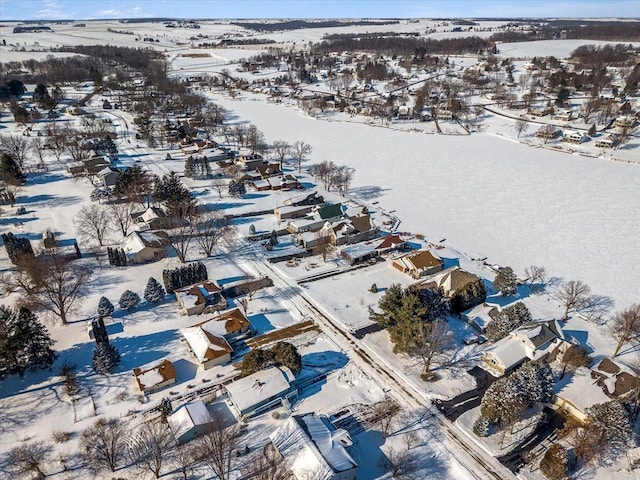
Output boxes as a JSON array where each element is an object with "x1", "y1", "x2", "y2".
[
  {"x1": 540, "y1": 444, "x2": 568, "y2": 480},
  {"x1": 370, "y1": 283, "x2": 378, "y2": 293},
  {"x1": 473, "y1": 416, "x2": 489, "y2": 437},
  {"x1": 52, "y1": 431, "x2": 71, "y2": 443}
]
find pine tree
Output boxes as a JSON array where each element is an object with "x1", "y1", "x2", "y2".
[
  {"x1": 97, "y1": 296, "x2": 115, "y2": 317},
  {"x1": 494, "y1": 266, "x2": 518, "y2": 296},
  {"x1": 92, "y1": 342, "x2": 121, "y2": 374},
  {"x1": 272, "y1": 341, "x2": 302, "y2": 375},
  {"x1": 144, "y1": 277, "x2": 165, "y2": 303},
  {"x1": 270, "y1": 230, "x2": 278, "y2": 246},
  {"x1": 249, "y1": 224, "x2": 256, "y2": 235},
  {"x1": 486, "y1": 301, "x2": 532, "y2": 342},
  {"x1": 162, "y1": 269, "x2": 174, "y2": 293},
  {"x1": 0, "y1": 307, "x2": 58, "y2": 379},
  {"x1": 0, "y1": 152, "x2": 26, "y2": 185},
  {"x1": 473, "y1": 416, "x2": 490, "y2": 437},
  {"x1": 540, "y1": 444, "x2": 567, "y2": 480},
  {"x1": 119, "y1": 290, "x2": 140, "y2": 311},
  {"x1": 184, "y1": 156, "x2": 196, "y2": 178},
  {"x1": 2, "y1": 232, "x2": 34, "y2": 265}
]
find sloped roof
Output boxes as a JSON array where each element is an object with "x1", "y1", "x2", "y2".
[
  {"x1": 515, "y1": 319, "x2": 564, "y2": 349},
  {"x1": 317, "y1": 203, "x2": 343, "y2": 220},
  {"x1": 225, "y1": 367, "x2": 294, "y2": 414},
  {"x1": 270, "y1": 414, "x2": 357, "y2": 480},
  {"x1": 485, "y1": 336, "x2": 527, "y2": 371},
  {"x1": 168, "y1": 401, "x2": 212, "y2": 439},
  {"x1": 133, "y1": 359, "x2": 176, "y2": 391},
  {"x1": 175, "y1": 280, "x2": 223, "y2": 308},
  {"x1": 349, "y1": 214, "x2": 373, "y2": 233},
  {"x1": 122, "y1": 231, "x2": 164, "y2": 256},
  {"x1": 555, "y1": 367, "x2": 611, "y2": 413},
  {"x1": 180, "y1": 325, "x2": 233, "y2": 363},
  {"x1": 375, "y1": 234, "x2": 404, "y2": 250}
]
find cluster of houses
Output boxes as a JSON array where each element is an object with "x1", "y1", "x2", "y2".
[{"x1": 67, "y1": 155, "x2": 119, "y2": 187}]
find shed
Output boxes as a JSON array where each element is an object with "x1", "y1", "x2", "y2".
[{"x1": 168, "y1": 401, "x2": 213, "y2": 443}]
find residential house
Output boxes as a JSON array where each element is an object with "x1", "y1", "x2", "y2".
[
  {"x1": 175, "y1": 280, "x2": 227, "y2": 316},
  {"x1": 482, "y1": 319, "x2": 566, "y2": 376},
  {"x1": 392, "y1": 249, "x2": 444, "y2": 278},
  {"x1": 341, "y1": 234, "x2": 406, "y2": 265},
  {"x1": 274, "y1": 204, "x2": 317, "y2": 221},
  {"x1": 591, "y1": 357, "x2": 640, "y2": 399},
  {"x1": 236, "y1": 154, "x2": 265, "y2": 171},
  {"x1": 168, "y1": 400, "x2": 213, "y2": 444},
  {"x1": 528, "y1": 106, "x2": 554, "y2": 117},
  {"x1": 287, "y1": 203, "x2": 344, "y2": 234},
  {"x1": 374, "y1": 234, "x2": 405, "y2": 254},
  {"x1": 436, "y1": 108, "x2": 453, "y2": 120},
  {"x1": 553, "y1": 109, "x2": 573, "y2": 122},
  {"x1": 250, "y1": 174, "x2": 303, "y2": 192},
  {"x1": 614, "y1": 115, "x2": 636, "y2": 129},
  {"x1": 563, "y1": 130, "x2": 588, "y2": 144},
  {"x1": 412, "y1": 266, "x2": 483, "y2": 297},
  {"x1": 133, "y1": 359, "x2": 176, "y2": 393},
  {"x1": 180, "y1": 321, "x2": 234, "y2": 369},
  {"x1": 594, "y1": 133, "x2": 618, "y2": 148},
  {"x1": 225, "y1": 366, "x2": 297, "y2": 417},
  {"x1": 535, "y1": 125, "x2": 561, "y2": 140},
  {"x1": 270, "y1": 413, "x2": 358, "y2": 480},
  {"x1": 180, "y1": 139, "x2": 214, "y2": 155},
  {"x1": 464, "y1": 302, "x2": 501, "y2": 333},
  {"x1": 329, "y1": 214, "x2": 379, "y2": 246},
  {"x1": 83, "y1": 156, "x2": 112, "y2": 176},
  {"x1": 553, "y1": 367, "x2": 611, "y2": 423},
  {"x1": 96, "y1": 166, "x2": 119, "y2": 187},
  {"x1": 122, "y1": 231, "x2": 167, "y2": 264},
  {"x1": 131, "y1": 206, "x2": 182, "y2": 231}
]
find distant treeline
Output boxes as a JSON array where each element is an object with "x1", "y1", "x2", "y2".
[
  {"x1": 490, "y1": 21, "x2": 640, "y2": 43},
  {"x1": 218, "y1": 38, "x2": 277, "y2": 46},
  {"x1": 570, "y1": 44, "x2": 637, "y2": 68},
  {"x1": 323, "y1": 31, "x2": 420, "y2": 40},
  {"x1": 13, "y1": 26, "x2": 52, "y2": 33},
  {"x1": 315, "y1": 35, "x2": 492, "y2": 56},
  {"x1": 233, "y1": 19, "x2": 400, "y2": 32},
  {"x1": 52, "y1": 45, "x2": 162, "y2": 71}
]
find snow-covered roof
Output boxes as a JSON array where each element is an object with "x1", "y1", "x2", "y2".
[
  {"x1": 464, "y1": 303, "x2": 500, "y2": 331},
  {"x1": 225, "y1": 366, "x2": 294, "y2": 414},
  {"x1": 270, "y1": 414, "x2": 357, "y2": 480},
  {"x1": 122, "y1": 231, "x2": 164, "y2": 256},
  {"x1": 175, "y1": 280, "x2": 223, "y2": 310},
  {"x1": 485, "y1": 336, "x2": 527, "y2": 371},
  {"x1": 180, "y1": 325, "x2": 233, "y2": 363},
  {"x1": 555, "y1": 367, "x2": 610, "y2": 412},
  {"x1": 133, "y1": 359, "x2": 176, "y2": 391},
  {"x1": 168, "y1": 401, "x2": 212, "y2": 439}
]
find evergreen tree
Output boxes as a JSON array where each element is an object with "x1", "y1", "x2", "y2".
[
  {"x1": 494, "y1": 266, "x2": 518, "y2": 296},
  {"x1": 240, "y1": 348, "x2": 275, "y2": 377},
  {"x1": 449, "y1": 279, "x2": 486, "y2": 313},
  {"x1": 143, "y1": 277, "x2": 165, "y2": 303},
  {"x1": 583, "y1": 400, "x2": 633, "y2": 455},
  {"x1": 0, "y1": 307, "x2": 58, "y2": 379},
  {"x1": 119, "y1": 290, "x2": 140, "y2": 311},
  {"x1": 540, "y1": 444, "x2": 568, "y2": 480},
  {"x1": 92, "y1": 342, "x2": 121, "y2": 374},
  {"x1": 228, "y1": 179, "x2": 246, "y2": 197},
  {"x1": 154, "y1": 172, "x2": 195, "y2": 218},
  {"x1": 0, "y1": 153, "x2": 26, "y2": 185},
  {"x1": 473, "y1": 416, "x2": 490, "y2": 437},
  {"x1": 485, "y1": 301, "x2": 532, "y2": 342},
  {"x1": 272, "y1": 341, "x2": 302, "y2": 375},
  {"x1": 184, "y1": 156, "x2": 196, "y2": 178},
  {"x1": 97, "y1": 296, "x2": 115, "y2": 317},
  {"x1": 270, "y1": 229, "x2": 278, "y2": 246},
  {"x1": 1, "y1": 232, "x2": 34, "y2": 265}
]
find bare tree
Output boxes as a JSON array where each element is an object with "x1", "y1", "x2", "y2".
[
  {"x1": 381, "y1": 445, "x2": 417, "y2": 479},
  {"x1": 524, "y1": 265, "x2": 546, "y2": 288},
  {"x1": 195, "y1": 413, "x2": 241, "y2": 480},
  {"x1": 12, "y1": 252, "x2": 91, "y2": 324},
  {"x1": 168, "y1": 222, "x2": 194, "y2": 263},
  {"x1": 170, "y1": 443, "x2": 197, "y2": 480},
  {"x1": 7, "y1": 441, "x2": 51, "y2": 479},
  {"x1": 514, "y1": 119, "x2": 529, "y2": 138},
  {"x1": 558, "y1": 280, "x2": 591, "y2": 317},
  {"x1": 31, "y1": 137, "x2": 46, "y2": 171},
  {"x1": 80, "y1": 418, "x2": 129, "y2": 472},
  {"x1": 412, "y1": 318, "x2": 452, "y2": 381},
  {"x1": 127, "y1": 419, "x2": 173, "y2": 479},
  {"x1": 271, "y1": 140, "x2": 290, "y2": 170},
  {"x1": 558, "y1": 344, "x2": 591, "y2": 379},
  {"x1": 193, "y1": 209, "x2": 231, "y2": 257},
  {"x1": 315, "y1": 231, "x2": 333, "y2": 262},
  {"x1": 239, "y1": 442, "x2": 288, "y2": 480},
  {"x1": 371, "y1": 398, "x2": 400, "y2": 438},
  {"x1": 108, "y1": 201, "x2": 134, "y2": 239},
  {"x1": 291, "y1": 140, "x2": 312, "y2": 174},
  {"x1": 0, "y1": 134, "x2": 30, "y2": 170},
  {"x1": 611, "y1": 304, "x2": 640, "y2": 357},
  {"x1": 75, "y1": 204, "x2": 111, "y2": 246},
  {"x1": 211, "y1": 178, "x2": 227, "y2": 199}
]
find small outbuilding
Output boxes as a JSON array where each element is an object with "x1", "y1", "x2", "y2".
[
  {"x1": 168, "y1": 400, "x2": 213, "y2": 444},
  {"x1": 133, "y1": 359, "x2": 176, "y2": 393}
]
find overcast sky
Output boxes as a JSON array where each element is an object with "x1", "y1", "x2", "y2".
[{"x1": 1, "y1": 0, "x2": 639, "y2": 21}]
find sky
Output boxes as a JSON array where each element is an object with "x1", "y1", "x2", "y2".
[{"x1": 1, "y1": 0, "x2": 640, "y2": 21}]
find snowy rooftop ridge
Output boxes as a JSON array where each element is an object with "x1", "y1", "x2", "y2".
[
  {"x1": 168, "y1": 400, "x2": 212, "y2": 440},
  {"x1": 299, "y1": 414, "x2": 357, "y2": 473}
]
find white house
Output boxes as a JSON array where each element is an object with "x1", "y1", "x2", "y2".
[
  {"x1": 464, "y1": 302, "x2": 501, "y2": 333},
  {"x1": 594, "y1": 133, "x2": 618, "y2": 148},
  {"x1": 482, "y1": 319, "x2": 566, "y2": 376},
  {"x1": 270, "y1": 413, "x2": 358, "y2": 480},
  {"x1": 168, "y1": 401, "x2": 213, "y2": 444},
  {"x1": 553, "y1": 367, "x2": 611, "y2": 424},
  {"x1": 563, "y1": 130, "x2": 588, "y2": 144},
  {"x1": 225, "y1": 366, "x2": 297, "y2": 417},
  {"x1": 122, "y1": 231, "x2": 167, "y2": 264}
]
